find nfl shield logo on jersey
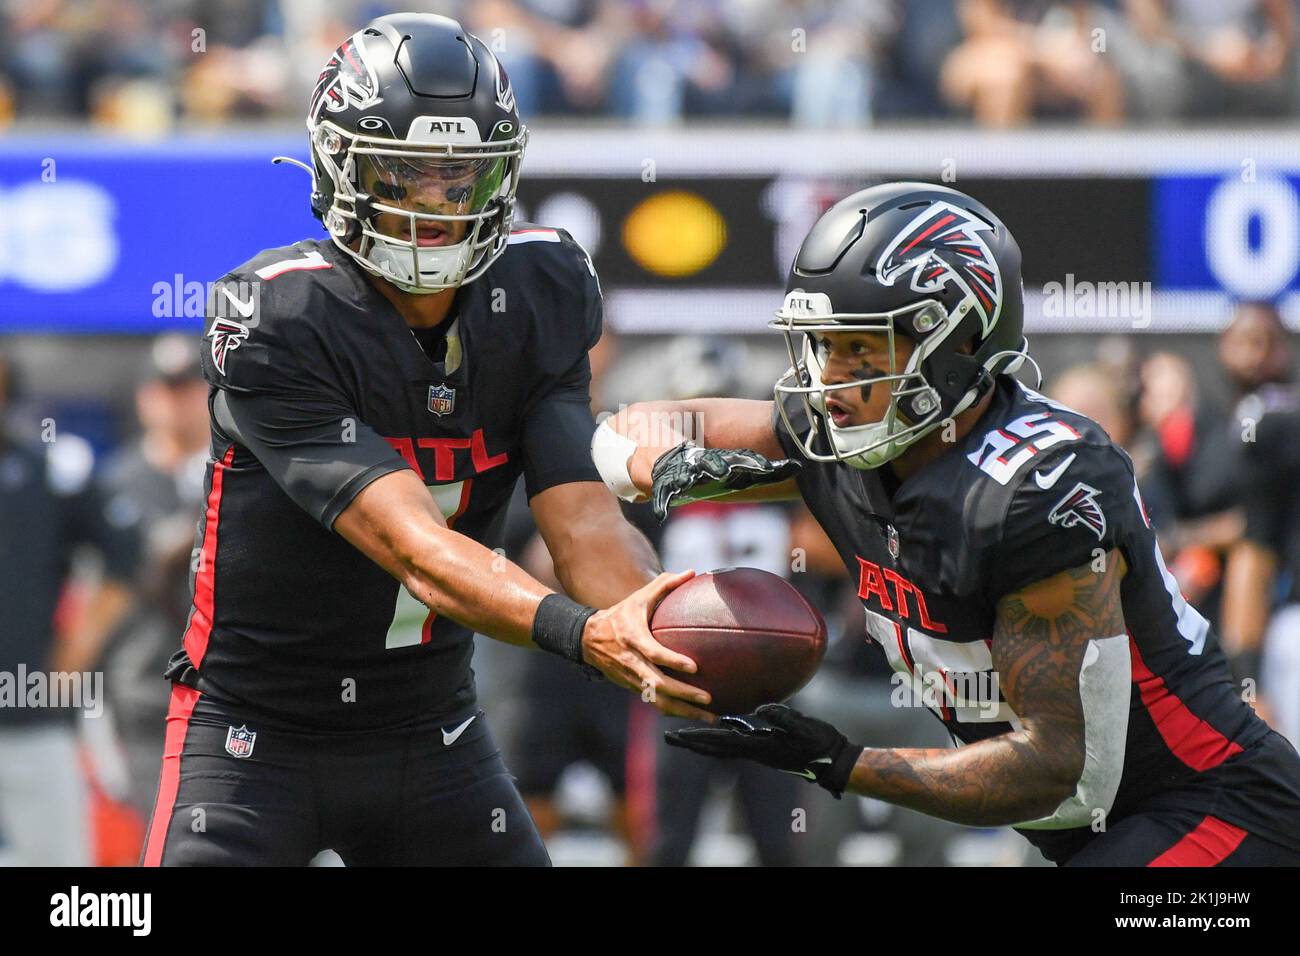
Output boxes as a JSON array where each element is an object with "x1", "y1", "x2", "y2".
[
  {"x1": 225, "y1": 725, "x2": 256, "y2": 759},
  {"x1": 428, "y1": 383, "x2": 456, "y2": 417}
]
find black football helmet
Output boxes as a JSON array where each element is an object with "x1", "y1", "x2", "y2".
[
  {"x1": 772, "y1": 182, "x2": 1029, "y2": 469},
  {"x1": 302, "y1": 13, "x2": 526, "y2": 293}
]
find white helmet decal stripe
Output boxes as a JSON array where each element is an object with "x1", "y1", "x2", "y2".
[{"x1": 310, "y1": 32, "x2": 382, "y2": 121}]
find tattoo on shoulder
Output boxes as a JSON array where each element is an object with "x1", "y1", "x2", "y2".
[{"x1": 993, "y1": 549, "x2": 1127, "y2": 721}]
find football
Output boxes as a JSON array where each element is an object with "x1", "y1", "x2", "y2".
[{"x1": 650, "y1": 568, "x2": 828, "y2": 715}]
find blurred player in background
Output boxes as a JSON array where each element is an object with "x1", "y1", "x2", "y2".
[
  {"x1": 0, "y1": 348, "x2": 137, "y2": 865},
  {"x1": 597, "y1": 182, "x2": 1300, "y2": 866},
  {"x1": 1221, "y1": 304, "x2": 1300, "y2": 748},
  {"x1": 1140, "y1": 306, "x2": 1292, "y2": 655},
  {"x1": 96, "y1": 335, "x2": 211, "y2": 826},
  {"x1": 141, "y1": 13, "x2": 709, "y2": 867},
  {"x1": 1229, "y1": 405, "x2": 1300, "y2": 750}
]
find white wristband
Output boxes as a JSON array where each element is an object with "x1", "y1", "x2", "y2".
[{"x1": 591, "y1": 418, "x2": 642, "y2": 502}]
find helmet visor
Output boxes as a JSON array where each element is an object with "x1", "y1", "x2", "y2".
[{"x1": 358, "y1": 152, "x2": 507, "y2": 218}]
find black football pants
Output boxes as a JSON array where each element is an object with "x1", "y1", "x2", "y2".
[{"x1": 141, "y1": 683, "x2": 550, "y2": 866}]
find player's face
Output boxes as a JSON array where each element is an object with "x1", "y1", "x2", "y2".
[
  {"x1": 813, "y1": 329, "x2": 916, "y2": 428},
  {"x1": 1220, "y1": 307, "x2": 1289, "y2": 389},
  {"x1": 358, "y1": 153, "x2": 503, "y2": 247}
]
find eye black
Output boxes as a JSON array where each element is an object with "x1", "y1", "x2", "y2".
[{"x1": 372, "y1": 181, "x2": 406, "y2": 201}]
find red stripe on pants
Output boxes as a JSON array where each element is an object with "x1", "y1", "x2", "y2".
[
  {"x1": 140, "y1": 683, "x2": 200, "y2": 867},
  {"x1": 1148, "y1": 814, "x2": 1247, "y2": 867}
]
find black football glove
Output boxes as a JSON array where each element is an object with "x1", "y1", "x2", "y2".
[
  {"x1": 664, "y1": 703, "x2": 863, "y2": 798},
  {"x1": 649, "y1": 441, "x2": 801, "y2": 521}
]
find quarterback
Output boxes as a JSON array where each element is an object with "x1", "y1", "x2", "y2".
[
  {"x1": 595, "y1": 183, "x2": 1300, "y2": 865},
  {"x1": 141, "y1": 13, "x2": 709, "y2": 866}
]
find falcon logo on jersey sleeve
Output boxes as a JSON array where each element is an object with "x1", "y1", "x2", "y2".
[
  {"x1": 207, "y1": 318, "x2": 250, "y2": 376},
  {"x1": 1048, "y1": 482, "x2": 1107, "y2": 540},
  {"x1": 877, "y1": 201, "x2": 1002, "y2": 338}
]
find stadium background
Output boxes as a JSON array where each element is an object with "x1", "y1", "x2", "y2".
[{"x1": 1, "y1": 0, "x2": 1297, "y2": 866}]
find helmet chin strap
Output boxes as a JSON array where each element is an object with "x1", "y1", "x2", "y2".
[
  {"x1": 985, "y1": 339, "x2": 1040, "y2": 387},
  {"x1": 367, "y1": 235, "x2": 474, "y2": 294}
]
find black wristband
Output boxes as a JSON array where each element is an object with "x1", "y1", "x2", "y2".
[{"x1": 532, "y1": 593, "x2": 601, "y2": 677}]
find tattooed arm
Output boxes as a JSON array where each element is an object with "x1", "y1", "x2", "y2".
[{"x1": 844, "y1": 549, "x2": 1131, "y2": 827}]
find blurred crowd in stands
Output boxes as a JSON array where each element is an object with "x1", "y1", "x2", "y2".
[
  {"x1": 2, "y1": 296, "x2": 1298, "y2": 865},
  {"x1": 2, "y1": 0, "x2": 1297, "y2": 131}
]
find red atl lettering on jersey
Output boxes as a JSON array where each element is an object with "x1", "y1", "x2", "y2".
[
  {"x1": 855, "y1": 557, "x2": 948, "y2": 633},
  {"x1": 383, "y1": 428, "x2": 509, "y2": 482}
]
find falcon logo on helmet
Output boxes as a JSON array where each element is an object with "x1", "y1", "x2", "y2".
[
  {"x1": 310, "y1": 35, "x2": 381, "y2": 121},
  {"x1": 494, "y1": 61, "x2": 516, "y2": 113},
  {"x1": 877, "y1": 201, "x2": 1002, "y2": 340},
  {"x1": 1048, "y1": 482, "x2": 1107, "y2": 540}
]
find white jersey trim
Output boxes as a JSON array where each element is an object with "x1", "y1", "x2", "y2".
[
  {"x1": 507, "y1": 229, "x2": 561, "y2": 245},
  {"x1": 1016, "y1": 633, "x2": 1131, "y2": 831}
]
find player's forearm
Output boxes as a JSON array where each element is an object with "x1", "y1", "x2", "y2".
[
  {"x1": 1221, "y1": 540, "x2": 1276, "y2": 652},
  {"x1": 51, "y1": 580, "x2": 134, "y2": 674},
  {"x1": 846, "y1": 724, "x2": 1081, "y2": 827},
  {"x1": 337, "y1": 471, "x2": 558, "y2": 646},
  {"x1": 550, "y1": 508, "x2": 661, "y2": 609},
  {"x1": 605, "y1": 398, "x2": 785, "y2": 494},
  {"x1": 398, "y1": 522, "x2": 554, "y2": 646}
]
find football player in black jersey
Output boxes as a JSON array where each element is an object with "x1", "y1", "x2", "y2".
[
  {"x1": 595, "y1": 183, "x2": 1300, "y2": 865},
  {"x1": 140, "y1": 13, "x2": 711, "y2": 867}
]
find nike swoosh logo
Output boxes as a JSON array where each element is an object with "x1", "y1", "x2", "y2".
[
  {"x1": 219, "y1": 286, "x2": 256, "y2": 318},
  {"x1": 1034, "y1": 453, "x2": 1077, "y2": 490},
  {"x1": 441, "y1": 714, "x2": 477, "y2": 746},
  {"x1": 784, "y1": 757, "x2": 833, "y2": 781}
]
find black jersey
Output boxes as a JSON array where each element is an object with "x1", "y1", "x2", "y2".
[
  {"x1": 168, "y1": 227, "x2": 603, "y2": 731},
  {"x1": 777, "y1": 376, "x2": 1300, "y2": 861}
]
